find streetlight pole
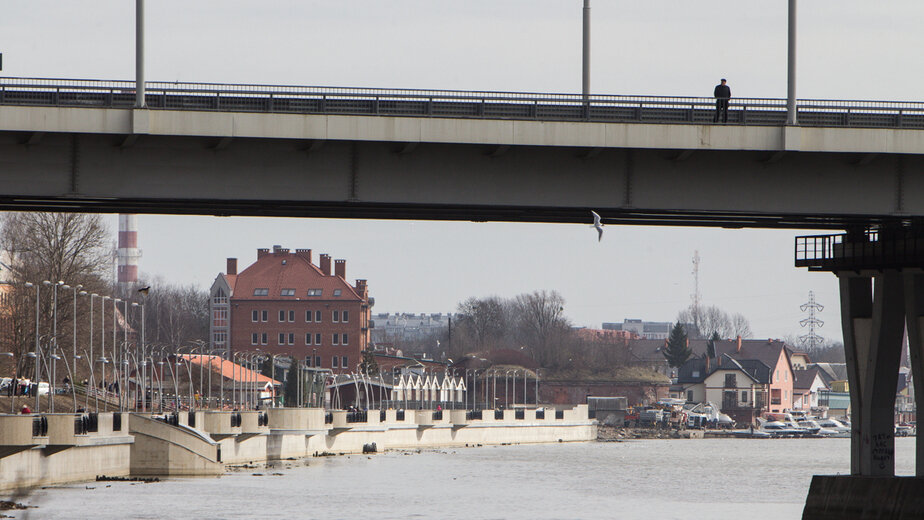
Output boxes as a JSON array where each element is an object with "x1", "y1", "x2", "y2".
[
  {"x1": 43, "y1": 280, "x2": 64, "y2": 413},
  {"x1": 24, "y1": 282, "x2": 40, "y2": 413}
]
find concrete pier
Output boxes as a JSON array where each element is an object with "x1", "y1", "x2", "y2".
[{"x1": 802, "y1": 476, "x2": 924, "y2": 519}]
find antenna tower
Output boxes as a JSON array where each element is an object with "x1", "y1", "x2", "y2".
[
  {"x1": 799, "y1": 290, "x2": 825, "y2": 350},
  {"x1": 691, "y1": 250, "x2": 701, "y2": 329}
]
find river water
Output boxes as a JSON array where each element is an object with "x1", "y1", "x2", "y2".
[{"x1": 11, "y1": 438, "x2": 917, "y2": 520}]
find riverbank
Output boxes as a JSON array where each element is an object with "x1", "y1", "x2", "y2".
[{"x1": 597, "y1": 425, "x2": 703, "y2": 440}]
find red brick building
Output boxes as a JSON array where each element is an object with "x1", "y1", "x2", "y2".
[{"x1": 209, "y1": 246, "x2": 371, "y2": 373}]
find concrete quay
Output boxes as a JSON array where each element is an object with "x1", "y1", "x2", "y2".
[{"x1": 0, "y1": 406, "x2": 594, "y2": 491}]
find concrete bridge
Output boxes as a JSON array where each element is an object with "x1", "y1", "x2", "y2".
[{"x1": 2, "y1": 77, "x2": 924, "y2": 517}]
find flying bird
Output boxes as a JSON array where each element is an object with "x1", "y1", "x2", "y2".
[
  {"x1": 590, "y1": 211, "x2": 603, "y2": 242},
  {"x1": 138, "y1": 286, "x2": 151, "y2": 295}
]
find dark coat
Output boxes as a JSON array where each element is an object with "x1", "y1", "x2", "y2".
[{"x1": 714, "y1": 84, "x2": 731, "y2": 99}]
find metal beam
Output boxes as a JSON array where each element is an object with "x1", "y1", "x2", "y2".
[
  {"x1": 904, "y1": 273, "x2": 924, "y2": 475},
  {"x1": 787, "y1": 0, "x2": 797, "y2": 125}
]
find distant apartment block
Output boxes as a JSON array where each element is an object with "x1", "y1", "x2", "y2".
[
  {"x1": 603, "y1": 319, "x2": 672, "y2": 340},
  {"x1": 370, "y1": 312, "x2": 451, "y2": 344},
  {"x1": 209, "y1": 246, "x2": 372, "y2": 373}
]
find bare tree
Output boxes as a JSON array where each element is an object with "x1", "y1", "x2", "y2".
[
  {"x1": 513, "y1": 290, "x2": 570, "y2": 367},
  {"x1": 0, "y1": 212, "x2": 111, "y2": 377},
  {"x1": 676, "y1": 304, "x2": 752, "y2": 339},
  {"x1": 455, "y1": 296, "x2": 509, "y2": 352},
  {"x1": 138, "y1": 277, "x2": 209, "y2": 348}
]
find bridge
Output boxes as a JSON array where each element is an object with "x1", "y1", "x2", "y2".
[
  {"x1": 1, "y1": 77, "x2": 923, "y2": 227},
  {"x1": 2, "y1": 76, "x2": 924, "y2": 517}
]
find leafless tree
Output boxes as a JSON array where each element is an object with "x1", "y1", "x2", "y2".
[
  {"x1": 513, "y1": 290, "x2": 570, "y2": 367},
  {"x1": 455, "y1": 296, "x2": 509, "y2": 353},
  {"x1": 137, "y1": 277, "x2": 209, "y2": 349},
  {"x1": 676, "y1": 304, "x2": 752, "y2": 339},
  {"x1": 0, "y1": 212, "x2": 111, "y2": 377}
]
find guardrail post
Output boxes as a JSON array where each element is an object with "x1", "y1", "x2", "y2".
[
  {"x1": 427, "y1": 97, "x2": 432, "y2": 116},
  {"x1": 897, "y1": 110, "x2": 903, "y2": 128},
  {"x1": 741, "y1": 104, "x2": 747, "y2": 125},
  {"x1": 372, "y1": 96, "x2": 379, "y2": 115},
  {"x1": 479, "y1": 99, "x2": 485, "y2": 117},
  {"x1": 268, "y1": 94, "x2": 274, "y2": 112}
]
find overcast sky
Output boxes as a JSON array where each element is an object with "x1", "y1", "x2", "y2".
[{"x1": 5, "y1": 1, "x2": 922, "y2": 343}]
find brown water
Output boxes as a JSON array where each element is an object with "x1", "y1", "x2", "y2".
[{"x1": 9, "y1": 438, "x2": 917, "y2": 520}]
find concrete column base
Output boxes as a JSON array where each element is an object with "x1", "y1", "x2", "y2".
[{"x1": 803, "y1": 475, "x2": 924, "y2": 519}]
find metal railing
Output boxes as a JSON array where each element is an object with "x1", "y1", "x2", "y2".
[
  {"x1": 466, "y1": 410, "x2": 483, "y2": 421},
  {"x1": 346, "y1": 410, "x2": 367, "y2": 423},
  {"x1": 3, "y1": 77, "x2": 924, "y2": 130},
  {"x1": 796, "y1": 229, "x2": 924, "y2": 271}
]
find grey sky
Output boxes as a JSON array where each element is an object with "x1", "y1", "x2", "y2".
[{"x1": 5, "y1": 1, "x2": 920, "y2": 342}]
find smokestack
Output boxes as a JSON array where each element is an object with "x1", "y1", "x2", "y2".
[
  {"x1": 257, "y1": 248, "x2": 270, "y2": 259},
  {"x1": 355, "y1": 279, "x2": 367, "y2": 296},
  {"x1": 320, "y1": 254, "x2": 331, "y2": 276},
  {"x1": 296, "y1": 249, "x2": 312, "y2": 263},
  {"x1": 737, "y1": 335, "x2": 742, "y2": 352},
  {"x1": 117, "y1": 214, "x2": 141, "y2": 289},
  {"x1": 335, "y1": 259, "x2": 346, "y2": 279},
  {"x1": 226, "y1": 258, "x2": 237, "y2": 276}
]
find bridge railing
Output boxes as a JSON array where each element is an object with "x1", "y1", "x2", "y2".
[
  {"x1": 795, "y1": 229, "x2": 924, "y2": 271},
  {"x1": 3, "y1": 77, "x2": 924, "y2": 130}
]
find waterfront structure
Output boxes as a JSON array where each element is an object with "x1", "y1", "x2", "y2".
[
  {"x1": 603, "y1": 319, "x2": 671, "y2": 340},
  {"x1": 209, "y1": 246, "x2": 371, "y2": 372}
]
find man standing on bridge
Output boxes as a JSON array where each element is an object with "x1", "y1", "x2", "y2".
[{"x1": 713, "y1": 78, "x2": 731, "y2": 123}]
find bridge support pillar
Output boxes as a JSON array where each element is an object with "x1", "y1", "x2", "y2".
[
  {"x1": 904, "y1": 272, "x2": 924, "y2": 475},
  {"x1": 839, "y1": 271, "x2": 905, "y2": 476}
]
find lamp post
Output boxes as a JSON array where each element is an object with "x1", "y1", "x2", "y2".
[
  {"x1": 100, "y1": 296, "x2": 110, "y2": 391},
  {"x1": 43, "y1": 280, "x2": 64, "y2": 412},
  {"x1": 80, "y1": 292, "x2": 97, "y2": 408},
  {"x1": 23, "y1": 282, "x2": 40, "y2": 413}
]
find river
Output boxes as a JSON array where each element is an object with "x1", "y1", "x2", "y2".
[{"x1": 11, "y1": 437, "x2": 917, "y2": 520}]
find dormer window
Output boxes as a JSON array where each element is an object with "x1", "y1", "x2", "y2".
[
  {"x1": 307, "y1": 289, "x2": 322, "y2": 297},
  {"x1": 333, "y1": 289, "x2": 342, "y2": 297},
  {"x1": 281, "y1": 288, "x2": 296, "y2": 296},
  {"x1": 253, "y1": 288, "x2": 269, "y2": 296}
]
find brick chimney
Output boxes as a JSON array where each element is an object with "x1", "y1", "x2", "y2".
[
  {"x1": 334, "y1": 259, "x2": 346, "y2": 279},
  {"x1": 296, "y1": 249, "x2": 312, "y2": 264},
  {"x1": 226, "y1": 258, "x2": 238, "y2": 275},
  {"x1": 355, "y1": 279, "x2": 367, "y2": 297},
  {"x1": 737, "y1": 335, "x2": 742, "y2": 352},
  {"x1": 257, "y1": 248, "x2": 270, "y2": 259},
  {"x1": 319, "y1": 254, "x2": 331, "y2": 276}
]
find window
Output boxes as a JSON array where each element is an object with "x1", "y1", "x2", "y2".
[
  {"x1": 288, "y1": 333, "x2": 295, "y2": 345},
  {"x1": 261, "y1": 333, "x2": 267, "y2": 345},
  {"x1": 315, "y1": 356, "x2": 321, "y2": 367},
  {"x1": 686, "y1": 390, "x2": 693, "y2": 402},
  {"x1": 342, "y1": 310, "x2": 349, "y2": 323},
  {"x1": 252, "y1": 333, "x2": 258, "y2": 345},
  {"x1": 333, "y1": 310, "x2": 340, "y2": 322},
  {"x1": 261, "y1": 310, "x2": 268, "y2": 322},
  {"x1": 315, "y1": 310, "x2": 322, "y2": 322},
  {"x1": 741, "y1": 391, "x2": 748, "y2": 402},
  {"x1": 281, "y1": 288, "x2": 296, "y2": 296},
  {"x1": 315, "y1": 333, "x2": 322, "y2": 346},
  {"x1": 213, "y1": 331, "x2": 227, "y2": 346},
  {"x1": 279, "y1": 310, "x2": 286, "y2": 322},
  {"x1": 305, "y1": 333, "x2": 312, "y2": 345},
  {"x1": 278, "y1": 333, "x2": 285, "y2": 345},
  {"x1": 342, "y1": 333, "x2": 348, "y2": 345},
  {"x1": 724, "y1": 374, "x2": 736, "y2": 388},
  {"x1": 333, "y1": 289, "x2": 342, "y2": 297},
  {"x1": 341, "y1": 356, "x2": 348, "y2": 369},
  {"x1": 332, "y1": 334, "x2": 339, "y2": 345},
  {"x1": 332, "y1": 356, "x2": 339, "y2": 368},
  {"x1": 253, "y1": 288, "x2": 269, "y2": 296},
  {"x1": 252, "y1": 310, "x2": 259, "y2": 322},
  {"x1": 305, "y1": 356, "x2": 313, "y2": 367},
  {"x1": 306, "y1": 310, "x2": 313, "y2": 322},
  {"x1": 307, "y1": 289, "x2": 322, "y2": 297},
  {"x1": 784, "y1": 371, "x2": 788, "y2": 382},
  {"x1": 288, "y1": 310, "x2": 295, "y2": 322}
]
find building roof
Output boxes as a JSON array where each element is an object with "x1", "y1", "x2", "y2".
[
  {"x1": 232, "y1": 248, "x2": 363, "y2": 302},
  {"x1": 178, "y1": 354, "x2": 281, "y2": 386},
  {"x1": 793, "y1": 368, "x2": 824, "y2": 391},
  {"x1": 811, "y1": 362, "x2": 849, "y2": 384}
]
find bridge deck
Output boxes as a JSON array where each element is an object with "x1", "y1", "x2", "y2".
[{"x1": 3, "y1": 77, "x2": 924, "y2": 130}]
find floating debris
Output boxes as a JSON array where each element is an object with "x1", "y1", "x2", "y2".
[{"x1": 96, "y1": 476, "x2": 160, "y2": 483}]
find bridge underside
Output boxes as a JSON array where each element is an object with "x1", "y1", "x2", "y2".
[{"x1": 0, "y1": 129, "x2": 920, "y2": 229}]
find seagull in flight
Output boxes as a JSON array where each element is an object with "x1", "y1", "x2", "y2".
[{"x1": 591, "y1": 211, "x2": 603, "y2": 242}]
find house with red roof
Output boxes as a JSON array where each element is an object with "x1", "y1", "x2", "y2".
[{"x1": 209, "y1": 246, "x2": 371, "y2": 373}]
